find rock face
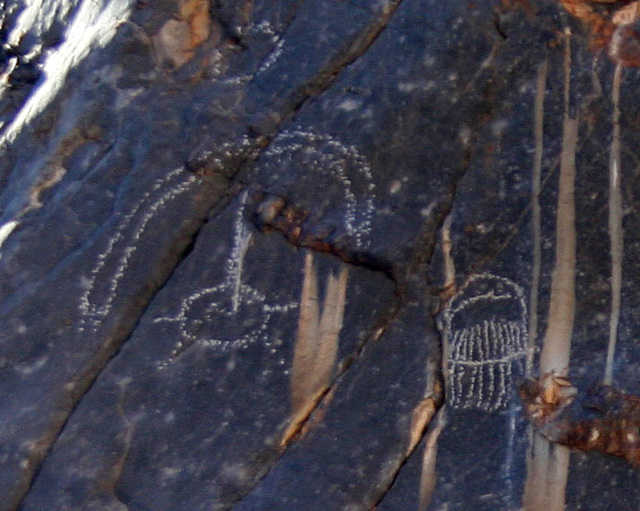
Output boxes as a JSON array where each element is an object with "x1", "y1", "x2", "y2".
[{"x1": 1, "y1": 0, "x2": 640, "y2": 509}]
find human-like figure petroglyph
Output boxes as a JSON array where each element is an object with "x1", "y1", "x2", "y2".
[
  {"x1": 79, "y1": 167, "x2": 197, "y2": 333},
  {"x1": 154, "y1": 192, "x2": 297, "y2": 368},
  {"x1": 443, "y1": 273, "x2": 528, "y2": 412},
  {"x1": 257, "y1": 129, "x2": 376, "y2": 250}
]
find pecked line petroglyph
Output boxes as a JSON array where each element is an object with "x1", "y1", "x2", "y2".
[
  {"x1": 258, "y1": 129, "x2": 376, "y2": 250},
  {"x1": 154, "y1": 191, "x2": 297, "y2": 367},
  {"x1": 79, "y1": 167, "x2": 197, "y2": 333},
  {"x1": 443, "y1": 273, "x2": 528, "y2": 412}
]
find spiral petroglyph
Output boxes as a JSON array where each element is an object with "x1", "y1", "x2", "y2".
[{"x1": 443, "y1": 274, "x2": 528, "y2": 412}]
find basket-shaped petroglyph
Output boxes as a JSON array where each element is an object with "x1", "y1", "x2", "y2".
[{"x1": 443, "y1": 274, "x2": 528, "y2": 412}]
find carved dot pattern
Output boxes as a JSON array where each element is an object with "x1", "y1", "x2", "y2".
[
  {"x1": 443, "y1": 274, "x2": 528, "y2": 412},
  {"x1": 256, "y1": 129, "x2": 376, "y2": 250},
  {"x1": 153, "y1": 191, "x2": 297, "y2": 368}
]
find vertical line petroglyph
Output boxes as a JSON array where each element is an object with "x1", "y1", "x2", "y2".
[
  {"x1": 604, "y1": 63, "x2": 624, "y2": 386},
  {"x1": 523, "y1": 28, "x2": 576, "y2": 511},
  {"x1": 527, "y1": 57, "x2": 548, "y2": 377},
  {"x1": 282, "y1": 251, "x2": 348, "y2": 446},
  {"x1": 230, "y1": 192, "x2": 253, "y2": 314}
]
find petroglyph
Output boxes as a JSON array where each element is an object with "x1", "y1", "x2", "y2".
[
  {"x1": 154, "y1": 192, "x2": 297, "y2": 367},
  {"x1": 443, "y1": 274, "x2": 528, "y2": 412},
  {"x1": 257, "y1": 129, "x2": 376, "y2": 249},
  {"x1": 209, "y1": 21, "x2": 286, "y2": 85},
  {"x1": 79, "y1": 167, "x2": 197, "y2": 333}
]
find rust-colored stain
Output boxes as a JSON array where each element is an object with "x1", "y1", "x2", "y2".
[
  {"x1": 522, "y1": 375, "x2": 640, "y2": 466},
  {"x1": 180, "y1": 0, "x2": 211, "y2": 50},
  {"x1": 407, "y1": 386, "x2": 442, "y2": 456},
  {"x1": 557, "y1": 0, "x2": 640, "y2": 65}
]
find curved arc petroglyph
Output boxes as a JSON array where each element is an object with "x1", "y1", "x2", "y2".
[
  {"x1": 79, "y1": 167, "x2": 197, "y2": 333},
  {"x1": 260, "y1": 129, "x2": 376, "y2": 250}
]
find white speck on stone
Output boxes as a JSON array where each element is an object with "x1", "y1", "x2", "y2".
[
  {"x1": 161, "y1": 466, "x2": 181, "y2": 480},
  {"x1": 459, "y1": 125, "x2": 471, "y2": 147},
  {"x1": 594, "y1": 312, "x2": 607, "y2": 323},
  {"x1": 420, "y1": 201, "x2": 437, "y2": 218},
  {"x1": 398, "y1": 80, "x2": 435, "y2": 93},
  {"x1": 492, "y1": 119, "x2": 509, "y2": 138},
  {"x1": 13, "y1": 321, "x2": 27, "y2": 335},
  {"x1": 388, "y1": 180, "x2": 402, "y2": 195},
  {"x1": 337, "y1": 98, "x2": 361, "y2": 112},
  {"x1": 15, "y1": 356, "x2": 48, "y2": 375}
]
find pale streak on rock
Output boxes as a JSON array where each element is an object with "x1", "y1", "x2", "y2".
[
  {"x1": 283, "y1": 251, "x2": 348, "y2": 446},
  {"x1": 527, "y1": 57, "x2": 548, "y2": 377},
  {"x1": 523, "y1": 28, "x2": 576, "y2": 511},
  {"x1": 538, "y1": 35, "x2": 577, "y2": 379},
  {"x1": 605, "y1": 62, "x2": 624, "y2": 386},
  {"x1": 417, "y1": 207, "x2": 458, "y2": 511},
  {"x1": 418, "y1": 410, "x2": 446, "y2": 511}
]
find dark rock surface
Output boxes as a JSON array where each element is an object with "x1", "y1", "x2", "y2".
[{"x1": 1, "y1": 0, "x2": 640, "y2": 509}]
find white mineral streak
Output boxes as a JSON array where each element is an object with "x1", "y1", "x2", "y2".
[
  {"x1": 0, "y1": 0, "x2": 134, "y2": 148},
  {"x1": 0, "y1": 220, "x2": 19, "y2": 259},
  {"x1": 6, "y1": 0, "x2": 74, "y2": 49}
]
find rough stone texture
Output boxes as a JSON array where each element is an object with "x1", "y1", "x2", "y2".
[{"x1": 1, "y1": 0, "x2": 640, "y2": 510}]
